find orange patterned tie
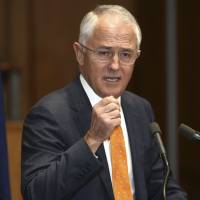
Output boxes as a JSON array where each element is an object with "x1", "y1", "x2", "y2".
[{"x1": 110, "y1": 126, "x2": 133, "y2": 200}]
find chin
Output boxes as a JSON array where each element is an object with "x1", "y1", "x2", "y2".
[{"x1": 100, "y1": 89, "x2": 122, "y2": 98}]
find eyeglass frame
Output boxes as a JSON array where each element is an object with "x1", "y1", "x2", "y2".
[{"x1": 79, "y1": 42, "x2": 140, "y2": 65}]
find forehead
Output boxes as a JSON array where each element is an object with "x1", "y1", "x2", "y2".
[{"x1": 87, "y1": 14, "x2": 137, "y2": 49}]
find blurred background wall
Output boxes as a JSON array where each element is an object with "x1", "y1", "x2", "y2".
[{"x1": 0, "y1": 0, "x2": 200, "y2": 199}]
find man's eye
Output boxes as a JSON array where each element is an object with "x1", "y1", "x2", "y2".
[
  {"x1": 97, "y1": 50, "x2": 111, "y2": 57},
  {"x1": 121, "y1": 52, "x2": 132, "y2": 58}
]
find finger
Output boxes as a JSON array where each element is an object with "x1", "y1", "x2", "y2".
[
  {"x1": 104, "y1": 102, "x2": 120, "y2": 113},
  {"x1": 110, "y1": 118, "x2": 121, "y2": 130},
  {"x1": 107, "y1": 109, "x2": 121, "y2": 119},
  {"x1": 100, "y1": 96, "x2": 119, "y2": 106}
]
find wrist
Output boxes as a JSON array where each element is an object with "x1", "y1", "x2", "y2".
[{"x1": 84, "y1": 130, "x2": 103, "y2": 154}]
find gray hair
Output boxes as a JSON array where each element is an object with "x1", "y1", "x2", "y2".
[{"x1": 79, "y1": 5, "x2": 142, "y2": 49}]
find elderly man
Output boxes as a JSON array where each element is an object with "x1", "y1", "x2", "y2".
[{"x1": 22, "y1": 5, "x2": 187, "y2": 200}]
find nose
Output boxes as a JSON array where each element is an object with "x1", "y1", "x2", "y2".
[{"x1": 109, "y1": 53, "x2": 120, "y2": 71}]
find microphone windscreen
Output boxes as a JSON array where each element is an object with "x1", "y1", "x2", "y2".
[
  {"x1": 150, "y1": 122, "x2": 162, "y2": 136},
  {"x1": 179, "y1": 123, "x2": 196, "y2": 141}
]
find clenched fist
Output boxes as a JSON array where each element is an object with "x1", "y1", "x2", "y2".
[{"x1": 84, "y1": 96, "x2": 121, "y2": 154}]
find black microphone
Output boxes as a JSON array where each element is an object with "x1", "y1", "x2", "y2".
[
  {"x1": 150, "y1": 122, "x2": 170, "y2": 200},
  {"x1": 150, "y1": 122, "x2": 166, "y2": 156},
  {"x1": 179, "y1": 123, "x2": 200, "y2": 141}
]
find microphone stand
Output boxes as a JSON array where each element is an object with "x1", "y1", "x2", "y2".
[
  {"x1": 161, "y1": 152, "x2": 170, "y2": 200},
  {"x1": 150, "y1": 122, "x2": 170, "y2": 200}
]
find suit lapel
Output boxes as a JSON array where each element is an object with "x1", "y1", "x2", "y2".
[
  {"x1": 69, "y1": 77, "x2": 114, "y2": 200},
  {"x1": 67, "y1": 77, "x2": 92, "y2": 137},
  {"x1": 96, "y1": 146, "x2": 115, "y2": 200},
  {"x1": 122, "y1": 95, "x2": 147, "y2": 200}
]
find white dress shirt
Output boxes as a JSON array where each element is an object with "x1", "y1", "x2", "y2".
[{"x1": 80, "y1": 74, "x2": 135, "y2": 195}]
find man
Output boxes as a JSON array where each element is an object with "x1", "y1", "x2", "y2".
[{"x1": 22, "y1": 5, "x2": 187, "y2": 200}]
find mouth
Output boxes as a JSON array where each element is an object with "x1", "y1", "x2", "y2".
[{"x1": 103, "y1": 76, "x2": 121, "y2": 82}]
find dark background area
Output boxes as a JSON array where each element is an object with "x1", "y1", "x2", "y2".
[{"x1": 1, "y1": 0, "x2": 200, "y2": 199}]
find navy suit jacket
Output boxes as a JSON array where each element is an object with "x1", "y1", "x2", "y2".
[{"x1": 22, "y1": 77, "x2": 187, "y2": 200}]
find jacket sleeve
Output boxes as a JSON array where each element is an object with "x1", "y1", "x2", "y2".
[{"x1": 21, "y1": 105, "x2": 103, "y2": 200}]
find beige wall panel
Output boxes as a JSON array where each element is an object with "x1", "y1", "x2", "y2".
[{"x1": 6, "y1": 121, "x2": 23, "y2": 200}]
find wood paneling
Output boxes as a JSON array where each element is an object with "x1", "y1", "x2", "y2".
[
  {"x1": 6, "y1": 121, "x2": 23, "y2": 200},
  {"x1": 178, "y1": 0, "x2": 200, "y2": 199},
  {"x1": 128, "y1": 0, "x2": 166, "y2": 128},
  {"x1": 0, "y1": 0, "x2": 33, "y2": 118},
  {"x1": 0, "y1": 0, "x2": 7, "y2": 61}
]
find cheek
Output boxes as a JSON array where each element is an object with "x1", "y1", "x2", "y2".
[
  {"x1": 90, "y1": 69, "x2": 104, "y2": 85},
  {"x1": 123, "y1": 67, "x2": 134, "y2": 80},
  {"x1": 84, "y1": 62, "x2": 104, "y2": 85},
  {"x1": 89, "y1": 62, "x2": 105, "y2": 77}
]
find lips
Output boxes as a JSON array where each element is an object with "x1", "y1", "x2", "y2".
[{"x1": 104, "y1": 76, "x2": 121, "y2": 82}]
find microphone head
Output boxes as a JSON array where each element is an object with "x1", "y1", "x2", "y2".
[
  {"x1": 150, "y1": 122, "x2": 162, "y2": 136},
  {"x1": 178, "y1": 123, "x2": 197, "y2": 141}
]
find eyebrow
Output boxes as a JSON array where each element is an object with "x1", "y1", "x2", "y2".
[
  {"x1": 96, "y1": 46, "x2": 134, "y2": 52},
  {"x1": 120, "y1": 48, "x2": 134, "y2": 52},
  {"x1": 96, "y1": 46, "x2": 112, "y2": 50}
]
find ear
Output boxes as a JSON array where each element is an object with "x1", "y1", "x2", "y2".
[
  {"x1": 136, "y1": 49, "x2": 141, "y2": 59},
  {"x1": 73, "y1": 42, "x2": 84, "y2": 65}
]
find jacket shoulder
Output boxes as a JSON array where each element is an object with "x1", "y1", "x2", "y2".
[{"x1": 31, "y1": 78, "x2": 87, "y2": 114}]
